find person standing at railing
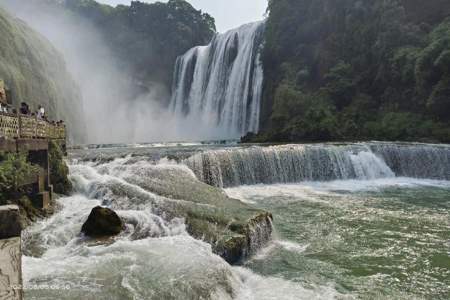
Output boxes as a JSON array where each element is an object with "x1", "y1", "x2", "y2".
[
  {"x1": 20, "y1": 102, "x2": 30, "y2": 115},
  {"x1": 37, "y1": 105, "x2": 45, "y2": 119},
  {"x1": 0, "y1": 81, "x2": 10, "y2": 114},
  {"x1": 0, "y1": 103, "x2": 7, "y2": 113}
]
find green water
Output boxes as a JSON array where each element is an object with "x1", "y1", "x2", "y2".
[{"x1": 226, "y1": 179, "x2": 450, "y2": 299}]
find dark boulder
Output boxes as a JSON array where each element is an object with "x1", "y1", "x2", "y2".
[
  {"x1": 81, "y1": 206, "x2": 124, "y2": 237},
  {"x1": 240, "y1": 132, "x2": 257, "y2": 143}
]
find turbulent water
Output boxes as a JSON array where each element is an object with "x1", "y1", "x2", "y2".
[
  {"x1": 170, "y1": 22, "x2": 265, "y2": 138},
  {"x1": 185, "y1": 142, "x2": 450, "y2": 188},
  {"x1": 21, "y1": 142, "x2": 450, "y2": 299},
  {"x1": 225, "y1": 178, "x2": 450, "y2": 300}
]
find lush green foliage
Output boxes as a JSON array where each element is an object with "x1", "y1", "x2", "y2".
[
  {"x1": 258, "y1": 0, "x2": 450, "y2": 143},
  {"x1": 0, "y1": 152, "x2": 39, "y2": 203}
]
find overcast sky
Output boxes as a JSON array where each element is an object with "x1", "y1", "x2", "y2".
[{"x1": 96, "y1": 0, "x2": 268, "y2": 32}]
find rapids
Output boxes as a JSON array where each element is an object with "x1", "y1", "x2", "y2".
[{"x1": 21, "y1": 142, "x2": 450, "y2": 299}]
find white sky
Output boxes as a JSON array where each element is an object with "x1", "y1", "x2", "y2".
[{"x1": 96, "y1": 0, "x2": 268, "y2": 32}]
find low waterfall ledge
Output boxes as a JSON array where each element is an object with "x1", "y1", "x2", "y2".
[{"x1": 88, "y1": 159, "x2": 275, "y2": 265}]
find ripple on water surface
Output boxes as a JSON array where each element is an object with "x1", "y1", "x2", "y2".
[{"x1": 225, "y1": 178, "x2": 450, "y2": 299}]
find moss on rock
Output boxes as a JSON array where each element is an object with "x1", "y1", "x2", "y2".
[
  {"x1": 48, "y1": 141, "x2": 72, "y2": 195},
  {"x1": 116, "y1": 166, "x2": 274, "y2": 264}
]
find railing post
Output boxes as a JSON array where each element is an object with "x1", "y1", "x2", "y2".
[
  {"x1": 17, "y1": 113, "x2": 22, "y2": 139},
  {"x1": 34, "y1": 115, "x2": 37, "y2": 139}
]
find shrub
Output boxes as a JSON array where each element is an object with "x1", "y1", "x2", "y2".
[
  {"x1": 0, "y1": 152, "x2": 39, "y2": 202},
  {"x1": 48, "y1": 141, "x2": 72, "y2": 195}
]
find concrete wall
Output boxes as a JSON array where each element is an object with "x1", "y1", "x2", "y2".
[
  {"x1": 0, "y1": 205, "x2": 22, "y2": 300},
  {"x1": 0, "y1": 205, "x2": 22, "y2": 239}
]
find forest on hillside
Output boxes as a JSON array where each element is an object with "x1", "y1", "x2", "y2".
[
  {"x1": 6, "y1": 0, "x2": 216, "y2": 96},
  {"x1": 255, "y1": 0, "x2": 450, "y2": 143}
]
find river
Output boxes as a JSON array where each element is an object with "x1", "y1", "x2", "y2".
[{"x1": 22, "y1": 142, "x2": 450, "y2": 299}]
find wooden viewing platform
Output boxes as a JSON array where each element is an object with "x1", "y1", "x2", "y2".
[
  {"x1": 0, "y1": 111, "x2": 68, "y2": 207},
  {"x1": 0, "y1": 113, "x2": 66, "y2": 141},
  {"x1": 0, "y1": 112, "x2": 67, "y2": 154}
]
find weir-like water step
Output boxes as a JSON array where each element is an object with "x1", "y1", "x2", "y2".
[{"x1": 185, "y1": 143, "x2": 450, "y2": 187}]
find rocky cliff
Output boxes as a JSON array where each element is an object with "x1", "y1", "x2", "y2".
[
  {"x1": 4, "y1": 0, "x2": 216, "y2": 102},
  {"x1": 0, "y1": 7, "x2": 85, "y2": 143}
]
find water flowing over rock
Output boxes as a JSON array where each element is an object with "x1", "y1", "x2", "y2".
[
  {"x1": 170, "y1": 22, "x2": 265, "y2": 138},
  {"x1": 70, "y1": 157, "x2": 273, "y2": 264},
  {"x1": 185, "y1": 142, "x2": 450, "y2": 188},
  {"x1": 370, "y1": 143, "x2": 450, "y2": 180}
]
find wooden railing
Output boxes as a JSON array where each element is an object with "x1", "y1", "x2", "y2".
[{"x1": 0, "y1": 113, "x2": 66, "y2": 140}]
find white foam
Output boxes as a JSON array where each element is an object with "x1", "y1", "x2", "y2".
[
  {"x1": 349, "y1": 151, "x2": 395, "y2": 179},
  {"x1": 232, "y1": 267, "x2": 354, "y2": 300},
  {"x1": 23, "y1": 158, "x2": 288, "y2": 299},
  {"x1": 304, "y1": 177, "x2": 450, "y2": 192},
  {"x1": 251, "y1": 240, "x2": 309, "y2": 261},
  {"x1": 22, "y1": 195, "x2": 101, "y2": 252},
  {"x1": 275, "y1": 240, "x2": 309, "y2": 254},
  {"x1": 225, "y1": 178, "x2": 450, "y2": 202}
]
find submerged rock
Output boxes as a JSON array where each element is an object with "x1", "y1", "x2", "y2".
[{"x1": 81, "y1": 206, "x2": 124, "y2": 237}]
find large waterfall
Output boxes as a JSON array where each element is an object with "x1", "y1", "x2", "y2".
[
  {"x1": 185, "y1": 142, "x2": 450, "y2": 188},
  {"x1": 170, "y1": 22, "x2": 265, "y2": 138}
]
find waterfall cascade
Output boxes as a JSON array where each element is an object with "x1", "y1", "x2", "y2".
[
  {"x1": 170, "y1": 22, "x2": 265, "y2": 138},
  {"x1": 185, "y1": 143, "x2": 450, "y2": 188}
]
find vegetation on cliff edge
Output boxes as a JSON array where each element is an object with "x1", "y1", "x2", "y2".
[{"x1": 49, "y1": 141, "x2": 72, "y2": 195}]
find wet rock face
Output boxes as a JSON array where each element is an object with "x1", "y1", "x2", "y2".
[
  {"x1": 185, "y1": 211, "x2": 274, "y2": 265},
  {"x1": 81, "y1": 206, "x2": 124, "y2": 237},
  {"x1": 214, "y1": 212, "x2": 274, "y2": 264}
]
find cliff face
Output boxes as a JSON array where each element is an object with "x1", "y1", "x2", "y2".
[
  {"x1": 0, "y1": 8, "x2": 85, "y2": 143},
  {"x1": 256, "y1": 0, "x2": 450, "y2": 143},
  {"x1": 5, "y1": 0, "x2": 216, "y2": 101}
]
